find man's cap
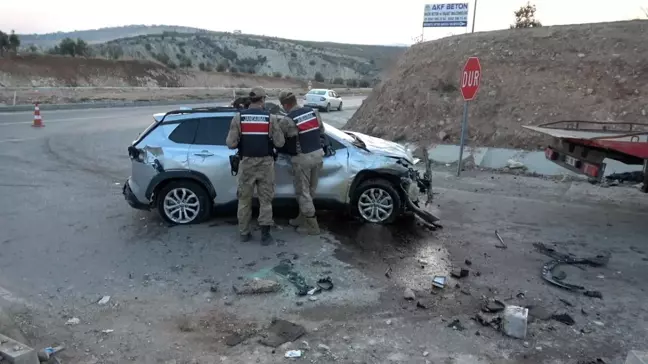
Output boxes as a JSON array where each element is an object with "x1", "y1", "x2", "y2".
[
  {"x1": 278, "y1": 90, "x2": 295, "y2": 103},
  {"x1": 249, "y1": 86, "x2": 267, "y2": 98}
]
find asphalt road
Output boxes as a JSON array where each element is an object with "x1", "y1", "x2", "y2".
[{"x1": 0, "y1": 96, "x2": 647, "y2": 364}]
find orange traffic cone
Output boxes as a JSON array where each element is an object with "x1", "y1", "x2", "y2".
[{"x1": 32, "y1": 103, "x2": 44, "y2": 127}]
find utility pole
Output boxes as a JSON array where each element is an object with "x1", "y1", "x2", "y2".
[{"x1": 471, "y1": 0, "x2": 478, "y2": 33}]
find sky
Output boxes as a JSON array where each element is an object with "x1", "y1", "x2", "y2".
[{"x1": 0, "y1": 0, "x2": 646, "y2": 45}]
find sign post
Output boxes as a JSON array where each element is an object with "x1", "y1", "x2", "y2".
[{"x1": 457, "y1": 56, "x2": 482, "y2": 177}]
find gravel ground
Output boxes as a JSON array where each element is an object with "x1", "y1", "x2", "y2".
[{"x1": 0, "y1": 100, "x2": 647, "y2": 364}]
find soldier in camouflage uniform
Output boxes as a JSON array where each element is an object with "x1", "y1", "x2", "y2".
[
  {"x1": 276, "y1": 90, "x2": 328, "y2": 235},
  {"x1": 226, "y1": 87, "x2": 285, "y2": 244}
]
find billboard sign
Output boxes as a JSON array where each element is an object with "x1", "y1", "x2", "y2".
[{"x1": 423, "y1": 3, "x2": 469, "y2": 28}]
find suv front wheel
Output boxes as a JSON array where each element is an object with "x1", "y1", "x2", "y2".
[
  {"x1": 156, "y1": 180, "x2": 212, "y2": 225},
  {"x1": 353, "y1": 179, "x2": 402, "y2": 224}
]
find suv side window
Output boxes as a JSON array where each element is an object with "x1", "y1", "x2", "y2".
[
  {"x1": 193, "y1": 116, "x2": 233, "y2": 146},
  {"x1": 168, "y1": 119, "x2": 199, "y2": 144},
  {"x1": 327, "y1": 135, "x2": 345, "y2": 150}
]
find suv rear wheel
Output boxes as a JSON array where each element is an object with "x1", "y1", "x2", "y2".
[
  {"x1": 156, "y1": 180, "x2": 211, "y2": 225},
  {"x1": 353, "y1": 179, "x2": 402, "y2": 224}
]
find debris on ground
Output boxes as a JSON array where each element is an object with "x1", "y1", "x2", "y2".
[
  {"x1": 404, "y1": 288, "x2": 416, "y2": 301},
  {"x1": 447, "y1": 319, "x2": 465, "y2": 331},
  {"x1": 494, "y1": 231, "x2": 508, "y2": 249},
  {"x1": 385, "y1": 266, "x2": 392, "y2": 278},
  {"x1": 233, "y1": 278, "x2": 281, "y2": 295},
  {"x1": 272, "y1": 259, "x2": 312, "y2": 296},
  {"x1": 502, "y1": 306, "x2": 528, "y2": 339},
  {"x1": 416, "y1": 300, "x2": 431, "y2": 309},
  {"x1": 534, "y1": 242, "x2": 610, "y2": 293},
  {"x1": 584, "y1": 290, "x2": 603, "y2": 299},
  {"x1": 37, "y1": 345, "x2": 65, "y2": 362},
  {"x1": 606, "y1": 171, "x2": 644, "y2": 183},
  {"x1": 284, "y1": 350, "x2": 302, "y2": 358},
  {"x1": 507, "y1": 159, "x2": 526, "y2": 169},
  {"x1": 259, "y1": 319, "x2": 306, "y2": 348},
  {"x1": 97, "y1": 296, "x2": 111, "y2": 305},
  {"x1": 481, "y1": 300, "x2": 505, "y2": 313},
  {"x1": 432, "y1": 276, "x2": 446, "y2": 289},
  {"x1": 451, "y1": 268, "x2": 470, "y2": 279},
  {"x1": 464, "y1": 259, "x2": 472, "y2": 266},
  {"x1": 528, "y1": 305, "x2": 553, "y2": 321},
  {"x1": 577, "y1": 359, "x2": 606, "y2": 364},
  {"x1": 474, "y1": 313, "x2": 501, "y2": 329},
  {"x1": 559, "y1": 298, "x2": 574, "y2": 307},
  {"x1": 317, "y1": 344, "x2": 331, "y2": 353},
  {"x1": 65, "y1": 317, "x2": 80, "y2": 325},
  {"x1": 317, "y1": 277, "x2": 333, "y2": 291},
  {"x1": 552, "y1": 313, "x2": 576, "y2": 326}
]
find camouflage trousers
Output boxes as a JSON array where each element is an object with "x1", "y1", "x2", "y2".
[
  {"x1": 291, "y1": 151, "x2": 324, "y2": 218},
  {"x1": 237, "y1": 156, "x2": 275, "y2": 235}
]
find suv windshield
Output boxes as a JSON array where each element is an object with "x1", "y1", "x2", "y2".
[
  {"x1": 324, "y1": 123, "x2": 355, "y2": 143},
  {"x1": 308, "y1": 90, "x2": 327, "y2": 95}
]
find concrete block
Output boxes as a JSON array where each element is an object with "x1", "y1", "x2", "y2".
[
  {"x1": 502, "y1": 305, "x2": 528, "y2": 339},
  {"x1": 0, "y1": 334, "x2": 39, "y2": 364},
  {"x1": 625, "y1": 351, "x2": 648, "y2": 364}
]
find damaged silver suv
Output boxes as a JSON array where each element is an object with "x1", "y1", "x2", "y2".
[{"x1": 123, "y1": 107, "x2": 433, "y2": 225}]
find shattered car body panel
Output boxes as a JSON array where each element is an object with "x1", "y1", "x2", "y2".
[{"x1": 123, "y1": 106, "x2": 435, "y2": 224}]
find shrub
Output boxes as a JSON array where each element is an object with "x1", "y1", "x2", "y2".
[
  {"x1": 272, "y1": 71, "x2": 282, "y2": 78},
  {"x1": 309, "y1": 60, "x2": 316, "y2": 66},
  {"x1": 358, "y1": 80, "x2": 371, "y2": 88},
  {"x1": 333, "y1": 77, "x2": 344, "y2": 85},
  {"x1": 314, "y1": 72, "x2": 324, "y2": 82},
  {"x1": 216, "y1": 63, "x2": 227, "y2": 72}
]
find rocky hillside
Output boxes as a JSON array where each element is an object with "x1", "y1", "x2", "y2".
[
  {"x1": 346, "y1": 20, "x2": 648, "y2": 150},
  {"x1": 0, "y1": 54, "x2": 306, "y2": 89},
  {"x1": 18, "y1": 25, "x2": 207, "y2": 47},
  {"x1": 19, "y1": 26, "x2": 406, "y2": 82}
]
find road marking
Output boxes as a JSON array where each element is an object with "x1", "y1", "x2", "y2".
[
  {"x1": 0, "y1": 114, "x2": 122, "y2": 126},
  {"x1": 0, "y1": 285, "x2": 28, "y2": 305},
  {"x1": 0, "y1": 137, "x2": 42, "y2": 144}
]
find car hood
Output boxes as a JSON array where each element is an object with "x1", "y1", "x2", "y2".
[{"x1": 345, "y1": 131, "x2": 414, "y2": 163}]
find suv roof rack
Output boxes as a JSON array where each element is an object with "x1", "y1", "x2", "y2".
[{"x1": 159, "y1": 106, "x2": 239, "y2": 122}]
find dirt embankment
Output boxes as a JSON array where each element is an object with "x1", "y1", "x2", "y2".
[{"x1": 346, "y1": 20, "x2": 648, "y2": 150}]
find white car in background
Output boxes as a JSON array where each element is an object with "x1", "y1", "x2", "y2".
[{"x1": 303, "y1": 89, "x2": 343, "y2": 112}]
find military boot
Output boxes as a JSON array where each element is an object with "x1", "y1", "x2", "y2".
[
  {"x1": 240, "y1": 233, "x2": 252, "y2": 242},
  {"x1": 289, "y1": 213, "x2": 305, "y2": 227},
  {"x1": 260, "y1": 225, "x2": 274, "y2": 246},
  {"x1": 297, "y1": 216, "x2": 320, "y2": 235}
]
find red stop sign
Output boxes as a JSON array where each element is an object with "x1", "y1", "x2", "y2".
[{"x1": 460, "y1": 57, "x2": 482, "y2": 101}]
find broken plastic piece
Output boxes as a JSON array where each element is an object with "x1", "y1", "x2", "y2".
[
  {"x1": 432, "y1": 276, "x2": 446, "y2": 289},
  {"x1": 284, "y1": 350, "x2": 302, "y2": 358},
  {"x1": 317, "y1": 277, "x2": 333, "y2": 291}
]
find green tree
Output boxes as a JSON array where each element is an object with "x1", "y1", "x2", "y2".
[
  {"x1": 216, "y1": 63, "x2": 227, "y2": 72},
  {"x1": 54, "y1": 37, "x2": 89, "y2": 57},
  {"x1": 8, "y1": 30, "x2": 20, "y2": 52},
  {"x1": 333, "y1": 77, "x2": 344, "y2": 85},
  {"x1": 314, "y1": 72, "x2": 324, "y2": 82},
  {"x1": 272, "y1": 71, "x2": 282, "y2": 78},
  {"x1": 0, "y1": 31, "x2": 9, "y2": 56},
  {"x1": 511, "y1": 2, "x2": 542, "y2": 28}
]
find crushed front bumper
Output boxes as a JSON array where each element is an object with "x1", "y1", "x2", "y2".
[{"x1": 400, "y1": 168, "x2": 441, "y2": 228}]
